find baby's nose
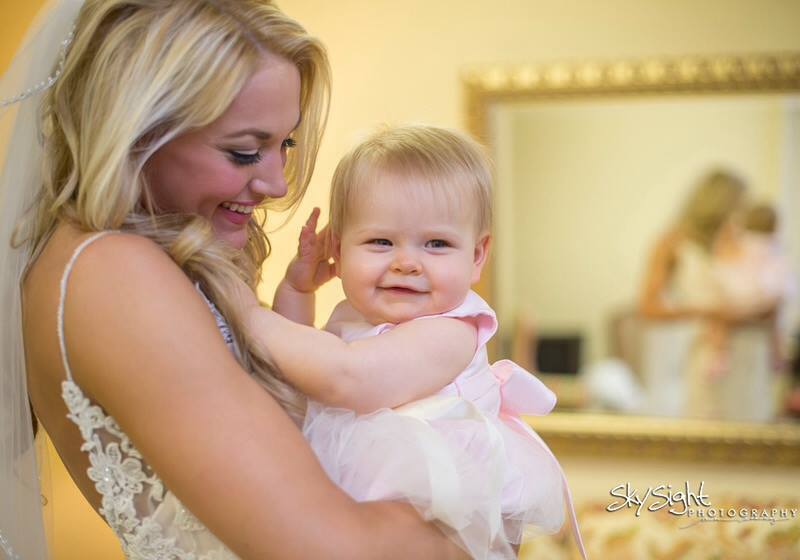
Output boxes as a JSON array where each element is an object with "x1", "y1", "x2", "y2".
[{"x1": 391, "y1": 252, "x2": 421, "y2": 274}]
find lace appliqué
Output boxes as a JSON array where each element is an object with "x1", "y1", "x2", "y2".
[{"x1": 62, "y1": 380, "x2": 239, "y2": 560}]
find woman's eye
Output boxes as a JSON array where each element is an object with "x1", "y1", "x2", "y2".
[
  {"x1": 228, "y1": 150, "x2": 262, "y2": 166},
  {"x1": 282, "y1": 138, "x2": 297, "y2": 150},
  {"x1": 369, "y1": 239, "x2": 392, "y2": 246},
  {"x1": 426, "y1": 239, "x2": 450, "y2": 249}
]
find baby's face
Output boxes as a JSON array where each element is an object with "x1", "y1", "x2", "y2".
[{"x1": 336, "y1": 174, "x2": 489, "y2": 325}]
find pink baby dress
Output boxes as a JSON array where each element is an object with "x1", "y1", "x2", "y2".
[{"x1": 303, "y1": 291, "x2": 586, "y2": 559}]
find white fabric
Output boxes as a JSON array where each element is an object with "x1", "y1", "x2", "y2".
[
  {"x1": 639, "y1": 241, "x2": 716, "y2": 417},
  {"x1": 0, "y1": 1, "x2": 84, "y2": 558},
  {"x1": 639, "y1": 239, "x2": 778, "y2": 421},
  {"x1": 55, "y1": 232, "x2": 240, "y2": 559}
]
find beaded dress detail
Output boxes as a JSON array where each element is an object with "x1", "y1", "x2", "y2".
[{"x1": 58, "y1": 232, "x2": 239, "y2": 559}]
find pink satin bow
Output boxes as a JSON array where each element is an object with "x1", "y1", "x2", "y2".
[
  {"x1": 491, "y1": 360, "x2": 589, "y2": 559},
  {"x1": 491, "y1": 359, "x2": 557, "y2": 417}
]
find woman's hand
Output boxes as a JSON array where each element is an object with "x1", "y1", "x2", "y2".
[{"x1": 284, "y1": 207, "x2": 336, "y2": 294}]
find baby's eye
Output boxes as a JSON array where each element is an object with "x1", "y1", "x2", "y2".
[
  {"x1": 425, "y1": 239, "x2": 450, "y2": 249},
  {"x1": 368, "y1": 239, "x2": 392, "y2": 246},
  {"x1": 228, "y1": 150, "x2": 262, "y2": 166}
]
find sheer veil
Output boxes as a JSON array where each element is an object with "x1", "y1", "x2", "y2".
[{"x1": 1, "y1": 1, "x2": 84, "y2": 558}]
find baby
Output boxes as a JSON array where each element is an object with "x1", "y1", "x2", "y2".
[
  {"x1": 710, "y1": 203, "x2": 793, "y2": 378},
  {"x1": 242, "y1": 125, "x2": 585, "y2": 559}
]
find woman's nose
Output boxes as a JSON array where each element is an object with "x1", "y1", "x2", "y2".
[
  {"x1": 250, "y1": 152, "x2": 288, "y2": 199},
  {"x1": 250, "y1": 177, "x2": 288, "y2": 199}
]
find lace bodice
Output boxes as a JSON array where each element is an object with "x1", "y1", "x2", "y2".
[{"x1": 59, "y1": 232, "x2": 240, "y2": 560}]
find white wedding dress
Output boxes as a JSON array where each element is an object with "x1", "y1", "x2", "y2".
[
  {"x1": 639, "y1": 238, "x2": 776, "y2": 421},
  {"x1": 58, "y1": 232, "x2": 240, "y2": 559}
]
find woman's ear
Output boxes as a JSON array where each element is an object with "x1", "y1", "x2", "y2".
[{"x1": 471, "y1": 233, "x2": 492, "y2": 284}]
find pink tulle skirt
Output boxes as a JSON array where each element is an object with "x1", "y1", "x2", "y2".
[{"x1": 303, "y1": 395, "x2": 565, "y2": 560}]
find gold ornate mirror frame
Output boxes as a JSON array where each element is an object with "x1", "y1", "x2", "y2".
[{"x1": 462, "y1": 52, "x2": 800, "y2": 465}]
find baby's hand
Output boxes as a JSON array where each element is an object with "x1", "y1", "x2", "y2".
[{"x1": 284, "y1": 207, "x2": 336, "y2": 293}]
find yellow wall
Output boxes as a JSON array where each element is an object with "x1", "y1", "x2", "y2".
[{"x1": 0, "y1": 2, "x2": 47, "y2": 72}]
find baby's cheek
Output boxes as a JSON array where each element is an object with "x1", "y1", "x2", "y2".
[{"x1": 437, "y1": 269, "x2": 472, "y2": 303}]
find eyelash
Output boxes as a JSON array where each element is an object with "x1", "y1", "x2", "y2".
[
  {"x1": 367, "y1": 239, "x2": 451, "y2": 249},
  {"x1": 228, "y1": 138, "x2": 297, "y2": 167},
  {"x1": 228, "y1": 151, "x2": 262, "y2": 166}
]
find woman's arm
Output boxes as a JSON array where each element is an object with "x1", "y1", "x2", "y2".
[
  {"x1": 65, "y1": 234, "x2": 466, "y2": 560},
  {"x1": 246, "y1": 305, "x2": 478, "y2": 412},
  {"x1": 638, "y1": 229, "x2": 704, "y2": 320}
]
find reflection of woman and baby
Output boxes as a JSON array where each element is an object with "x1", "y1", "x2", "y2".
[{"x1": 638, "y1": 170, "x2": 793, "y2": 422}]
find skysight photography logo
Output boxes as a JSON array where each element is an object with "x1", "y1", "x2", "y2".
[{"x1": 606, "y1": 481, "x2": 799, "y2": 528}]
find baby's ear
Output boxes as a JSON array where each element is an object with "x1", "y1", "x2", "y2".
[
  {"x1": 471, "y1": 233, "x2": 492, "y2": 284},
  {"x1": 329, "y1": 232, "x2": 342, "y2": 277}
]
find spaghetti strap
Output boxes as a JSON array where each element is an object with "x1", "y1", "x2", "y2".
[{"x1": 57, "y1": 231, "x2": 116, "y2": 383}]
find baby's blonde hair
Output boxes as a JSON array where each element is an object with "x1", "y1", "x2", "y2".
[
  {"x1": 745, "y1": 203, "x2": 778, "y2": 234},
  {"x1": 329, "y1": 125, "x2": 493, "y2": 238},
  {"x1": 19, "y1": 0, "x2": 331, "y2": 422}
]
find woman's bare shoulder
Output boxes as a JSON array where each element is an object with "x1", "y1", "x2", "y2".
[
  {"x1": 656, "y1": 227, "x2": 684, "y2": 250},
  {"x1": 24, "y1": 227, "x2": 186, "y2": 349},
  {"x1": 58, "y1": 230, "x2": 229, "y2": 393},
  {"x1": 63, "y1": 230, "x2": 205, "y2": 318},
  {"x1": 68, "y1": 230, "x2": 178, "y2": 275},
  {"x1": 30, "y1": 226, "x2": 177, "y2": 289}
]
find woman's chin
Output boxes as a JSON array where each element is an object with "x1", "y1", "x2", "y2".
[
  {"x1": 211, "y1": 214, "x2": 250, "y2": 249},
  {"x1": 214, "y1": 226, "x2": 248, "y2": 250}
]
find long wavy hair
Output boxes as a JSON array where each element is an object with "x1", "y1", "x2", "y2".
[{"x1": 17, "y1": 0, "x2": 331, "y2": 421}]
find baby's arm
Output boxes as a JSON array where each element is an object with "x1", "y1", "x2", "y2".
[
  {"x1": 273, "y1": 279, "x2": 315, "y2": 326},
  {"x1": 272, "y1": 208, "x2": 335, "y2": 325},
  {"x1": 246, "y1": 305, "x2": 477, "y2": 412}
]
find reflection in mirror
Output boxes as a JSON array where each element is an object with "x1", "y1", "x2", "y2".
[{"x1": 487, "y1": 90, "x2": 800, "y2": 423}]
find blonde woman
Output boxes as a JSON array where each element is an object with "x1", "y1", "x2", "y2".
[
  {"x1": 637, "y1": 170, "x2": 774, "y2": 420},
  {"x1": 0, "y1": 1, "x2": 468, "y2": 559}
]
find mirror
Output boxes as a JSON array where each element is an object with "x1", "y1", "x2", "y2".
[{"x1": 463, "y1": 53, "x2": 800, "y2": 461}]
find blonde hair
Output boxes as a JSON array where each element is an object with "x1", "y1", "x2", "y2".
[
  {"x1": 679, "y1": 169, "x2": 746, "y2": 250},
  {"x1": 18, "y1": 0, "x2": 331, "y2": 421},
  {"x1": 745, "y1": 203, "x2": 778, "y2": 234},
  {"x1": 329, "y1": 124, "x2": 493, "y2": 238}
]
